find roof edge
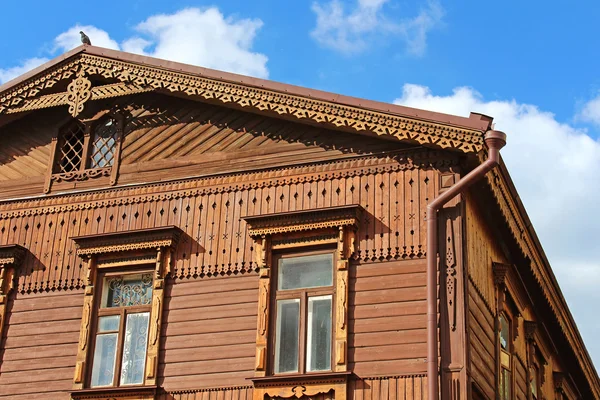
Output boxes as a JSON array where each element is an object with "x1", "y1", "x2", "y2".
[{"x1": 0, "y1": 45, "x2": 492, "y2": 133}]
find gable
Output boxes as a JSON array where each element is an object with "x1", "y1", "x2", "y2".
[{"x1": 0, "y1": 92, "x2": 411, "y2": 199}]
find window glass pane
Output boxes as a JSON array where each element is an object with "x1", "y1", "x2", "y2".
[
  {"x1": 278, "y1": 254, "x2": 333, "y2": 290},
  {"x1": 499, "y1": 314, "x2": 510, "y2": 350},
  {"x1": 307, "y1": 295, "x2": 332, "y2": 372},
  {"x1": 102, "y1": 273, "x2": 153, "y2": 308},
  {"x1": 531, "y1": 369, "x2": 538, "y2": 398},
  {"x1": 120, "y1": 312, "x2": 150, "y2": 385},
  {"x1": 90, "y1": 333, "x2": 118, "y2": 387},
  {"x1": 91, "y1": 118, "x2": 118, "y2": 168},
  {"x1": 500, "y1": 369, "x2": 511, "y2": 400},
  {"x1": 59, "y1": 122, "x2": 85, "y2": 173},
  {"x1": 274, "y1": 299, "x2": 300, "y2": 373},
  {"x1": 98, "y1": 315, "x2": 120, "y2": 332}
]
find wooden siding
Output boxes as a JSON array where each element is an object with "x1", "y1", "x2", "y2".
[
  {"x1": 0, "y1": 94, "x2": 409, "y2": 199},
  {"x1": 465, "y1": 192, "x2": 506, "y2": 400},
  {"x1": 0, "y1": 289, "x2": 83, "y2": 399},
  {"x1": 350, "y1": 376, "x2": 427, "y2": 400},
  {"x1": 349, "y1": 259, "x2": 427, "y2": 376},
  {"x1": 160, "y1": 273, "x2": 258, "y2": 390},
  {"x1": 0, "y1": 152, "x2": 441, "y2": 294}
]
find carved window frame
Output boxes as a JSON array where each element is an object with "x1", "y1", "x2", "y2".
[
  {"x1": 493, "y1": 262, "x2": 518, "y2": 400},
  {"x1": 0, "y1": 245, "x2": 25, "y2": 350},
  {"x1": 244, "y1": 205, "x2": 362, "y2": 400},
  {"x1": 45, "y1": 111, "x2": 125, "y2": 193},
  {"x1": 70, "y1": 226, "x2": 181, "y2": 400}
]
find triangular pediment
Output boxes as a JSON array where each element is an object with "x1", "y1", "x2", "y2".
[{"x1": 0, "y1": 46, "x2": 490, "y2": 153}]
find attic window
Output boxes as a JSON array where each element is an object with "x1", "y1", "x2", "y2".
[
  {"x1": 59, "y1": 121, "x2": 85, "y2": 173},
  {"x1": 45, "y1": 114, "x2": 124, "y2": 192}
]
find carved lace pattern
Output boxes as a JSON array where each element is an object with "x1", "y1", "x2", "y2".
[{"x1": 105, "y1": 274, "x2": 152, "y2": 307}]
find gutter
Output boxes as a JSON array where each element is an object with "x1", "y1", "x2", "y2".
[{"x1": 426, "y1": 130, "x2": 507, "y2": 399}]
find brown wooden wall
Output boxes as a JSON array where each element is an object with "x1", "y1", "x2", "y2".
[
  {"x1": 350, "y1": 259, "x2": 427, "y2": 376},
  {"x1": 0, "y1": 150, "x2": 443, "y2": 294},
  {"x1": 0, "y1": 94, "x2": 409, "y2": 199},
  {"x1": 0, "y1": 289, "x2": 83, "y2": 399}
]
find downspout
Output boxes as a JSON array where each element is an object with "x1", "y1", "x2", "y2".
[{"x1": 426, "y1": 130, "x2": 507, "y2": 399}]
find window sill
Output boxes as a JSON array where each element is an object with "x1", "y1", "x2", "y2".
[
  {"x1": 70, "y1": 385, "x2": 157, "y2": 399},
  {"x1": 249, "y1": 371, "x2": 352, "y2": 386}
]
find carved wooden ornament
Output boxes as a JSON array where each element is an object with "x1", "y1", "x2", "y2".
[
  {"x1": 244, "y1": 205, "x2": 361, "y2": 383},
  {"x1": 70, "y1": 226, "x2": 181, "y2": 390},
  {"x1": 0, "y1": 245, "x2": 25, "y2": 349}
]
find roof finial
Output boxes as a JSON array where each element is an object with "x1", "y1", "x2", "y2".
[{"x1": 80, "y1": 31, "x2": 91, "y2": 46}]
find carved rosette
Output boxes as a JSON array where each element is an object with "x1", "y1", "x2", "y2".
[
  {"x1": 244, "y1": 205, "x2": 361, "y2": 380},
  {"x1": 0, "y1": 245, "x2": 25, "y2": 349},
  {"x1": 71, "y1": 226, "x2": 181, "y2": 390}
]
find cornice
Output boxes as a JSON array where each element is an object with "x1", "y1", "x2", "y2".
[
  {"x1": 0, "y1": 149, "x2": 458, "y2": 220},
  {"x1": 0, "y1": 244, "x2": 26, "y2": 266},
  {"x1": 1, "y1": 52, "x2": 484, "y2": 153},
  {"x1": 244, "y1": 205, "x2": 362, "y2": 237},
  {"x1": 72, "y1": 226, "x2": 181, "y2": 256}
]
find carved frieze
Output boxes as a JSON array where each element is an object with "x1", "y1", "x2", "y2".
[
  {"x1": 72, "y1": 226, "x2": 181, "y2": 256},
  {"x1": 0, "y1": 53, "x2": 484, "y2": 153}
]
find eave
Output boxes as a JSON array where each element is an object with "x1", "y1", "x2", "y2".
[
  {"x1": 0, "y1": 45, "x2": 492, "y2": 153},
  {"x1": 484, "y1": 155, "x2": 600, "y2": 398}
]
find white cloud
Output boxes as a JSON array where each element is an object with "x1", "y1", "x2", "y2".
[
  {"x1": 0, "y1": 57, "x2": 49, "y2": 85},
  {"x1": 125, "y1": 8, "x2": 268, "y2": 78},
  {"x1": 310, "y1": 0, "x2": 443, "y2": 55},
  {"x1": 0, "y1": 7, "x2": 268, "y2": 85},
  {"x1": 54, "y1": 25, "x2": 120, "y2": 52},
  {"x1": 577, "y1": 94, "x2": 600, "y2": 127},
  {"x1": 395, "y1": 84, "x2": 600, "y2": 365}
]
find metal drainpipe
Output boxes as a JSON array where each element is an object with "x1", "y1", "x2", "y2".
[{"x1": 426, "y1": 130, "x2": 507, "y2": 399}]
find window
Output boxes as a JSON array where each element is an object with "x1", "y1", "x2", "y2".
[
  {"x1": 90, "y1": 118, "x2": 118, "y2": 168},
  {"x1": 90, "y1": 272, "x2": 152, "y2": 387},
  {"x1": 273, "y1": 253, "x2": 334, "y2": 374},
  {"x1": 46, "y1": 114, "x2": 123, "y2": 193},
  {"x1": 530, "y1": 364, "x2": 539, "y2": 398},
  {"x1": 499, "y1": 314, "x2": 512, "y2": 400},
  {"x1": 70, "y1": 226, "x2": 181, "y2": 398}
]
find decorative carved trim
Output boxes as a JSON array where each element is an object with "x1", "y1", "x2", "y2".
[
  {"x1": 70, "y1": 385, "x2": 157, "y2": 400},
  {"x1": 0, "y1": 149, "x2": 451, "y2": 218},
  {"x1": 445, "y1": 218, "x2": 457, "y2": 332},
  {"x1": 0, "y1": 245, "x2": 25, "y2": 350},
  {"x1": 524, "y1": 320, "x2": 537, "y2": 341},
  {"x1": 244, "y1": 205, "x2": 362, "y2": 237},
  {"x1": 66, "y1": 68, "x2": 92, "y2": 117},
  {"x1": 72, "y1": 226, "x2": 182, "y2": 256},
  {"x1": 5, "y1": 81, "x2": 152, "y2": 116},
  {"x1": 271, "y1": 234, "x2": 338, "y2": 249},
  {"x1": 51, "y1": 167, "x2": 111, "y2": 183},
  {"x1": 485, "y1": 165, "x2": 600, "y2": 397},
  {"x1": 0, "y1": 53, "x2": 484, "y2": 153},
  {"x1": 492, "y1": 262, "x2": 510, "y2": 287}
]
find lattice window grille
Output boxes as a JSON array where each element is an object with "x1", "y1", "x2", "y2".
[
  {"x1": 59, "y1": 122, "x2": 85, "y2": 173},
  {"x1": 91, "y1": 118, "x2": 117, "y2": 168}
]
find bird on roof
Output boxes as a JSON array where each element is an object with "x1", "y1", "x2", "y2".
[{"x1": 80, "y1": 31, "x2": 91, "y2": 46}]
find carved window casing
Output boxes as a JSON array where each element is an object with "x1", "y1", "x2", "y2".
[
  {"x1": 244, "y1": 205, "x2": 362, "y2": 400},
  {"x1": 0, "y1": 245, "x2": 25, "y2": 351},
  {"x1": 493, "y1": 262, "x2": 517, "y2": 400},
  {"x1": 70, "y1": 226, "x2": 181, "y2": 400},
  {"x1": 45, "y1": 112, "x2": 124, "y2": 193}
]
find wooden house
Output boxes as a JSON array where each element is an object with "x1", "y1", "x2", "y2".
[{"x1": 0, "y1": 45, "x2": 597, "y2": 400}]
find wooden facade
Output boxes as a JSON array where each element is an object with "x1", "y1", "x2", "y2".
[{"x1": 0, "y1": 45, "x2": 597, "y2": 400}]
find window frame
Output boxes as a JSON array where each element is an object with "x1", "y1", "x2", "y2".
[
  {"x1": 498, "y1": 311, "x2": 514, "y2": 400},
  {"x1": 70, "y1": 226, "x2": 181, "y2": 399},
  {"x1": 270, "y1": 249, "x2": 336, "y2": 376},
  {"x1": 45, "y1": 112, "x2": 124, "y2": 193},
  {"x1": 87, "y1": 269, "x2": 154, "y2": 388}
]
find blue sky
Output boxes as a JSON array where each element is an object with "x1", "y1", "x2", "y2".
[{"x1": 2, "y1": 0, "x2": 600, "y2": 368}]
